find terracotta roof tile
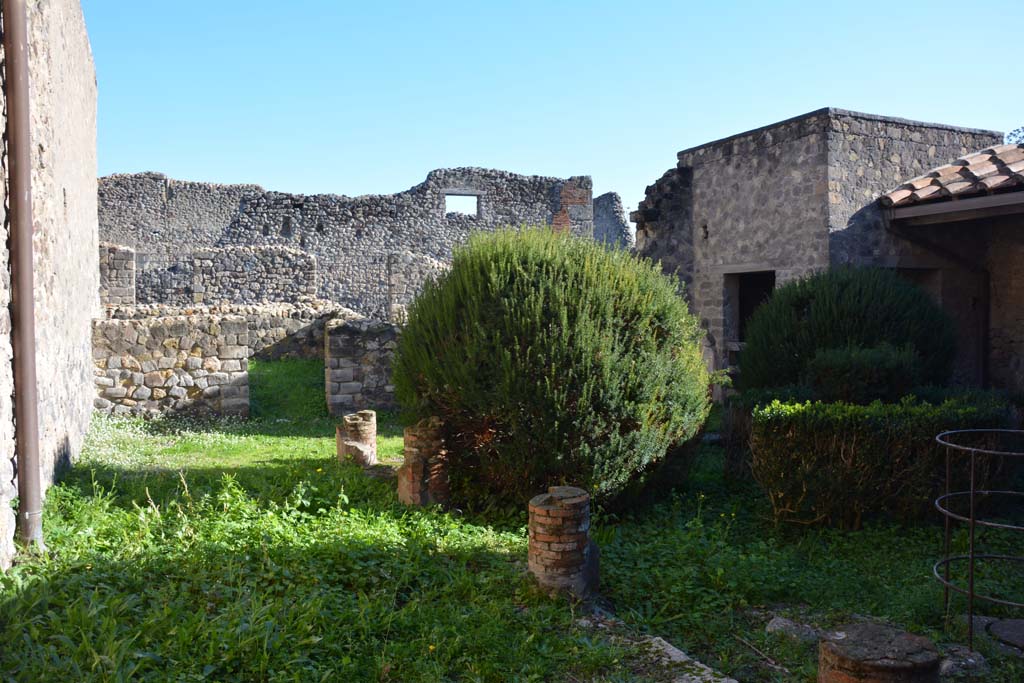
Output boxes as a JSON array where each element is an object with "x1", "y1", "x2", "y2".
[{"x1": 880, "y1": 143, "x2": 1024, "y2": 207}]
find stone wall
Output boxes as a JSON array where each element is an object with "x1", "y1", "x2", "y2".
[
  {"x1": 325, "y1": 317, "x2": 400, "y2": 414},
  {"x1": 99, "y1": 243, "x2": 135, "y2": 305},
  {"x1": 0, "y1": 0, "x2": 99, "y2": 570},
  {"x1": 987, "y1": 220, "x2": 1024, "y2": 394},
  {"x1": 103, "y1": 301, "x2": 353, "y2": 360},
  {"x1": 386, "y1": 250, "x2": 449, "y2": 323},
  {"x1": 92, "y1": 314, "x2": 249, "y2": 417},
  {"x1": 191, "y1": 245, "x2": 317, "y2": 305},
  {"x1": 99, "y1": 168, "x2": 594, "y2": 319},
  {"x1": 633, "y1": 108, "x2": 1004, "y2": 377},
  {"x1": 593, "y1": 192, "x2": 633, "y2": 248}
]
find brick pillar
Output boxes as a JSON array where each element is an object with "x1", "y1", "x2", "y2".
[
  {"x1": 397, "y1": 417, "x2": 448, "y2": 506},
  {"x1": 819, "y1": 623, "x2": 940, "y2": 683},
  {"x1": 337, "y1": 410, "x2": 377, "y2": 466},
  {"x1": 528, "y1": 486, "x2": 599, "y2": 598}
]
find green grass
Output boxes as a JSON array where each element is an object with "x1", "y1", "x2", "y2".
[{"x1": 0, "y1": 359, "x2": 1021, "y2": 682}]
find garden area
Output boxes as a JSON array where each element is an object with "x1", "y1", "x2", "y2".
[{"x1": 2, "y1": 230, "x2": 1023, "y2": 681}]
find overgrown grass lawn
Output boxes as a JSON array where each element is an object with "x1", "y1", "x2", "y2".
[{"x1": 1, "y1": 360, "x2": 1022, "y2": 681}]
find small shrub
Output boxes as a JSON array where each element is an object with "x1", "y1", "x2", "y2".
[
  {"x1": 739, "y1": 268, "x2": 956, "y2": 390},
  {"x1": 802, "y1": 343, "x2": 922, "y2": 404},
  {"x1": 750, "y1": 396, "x2": 1011, "y2": 528},
  {"x1": 392, "y1": 228, "x2": 710, "y2": 509}
]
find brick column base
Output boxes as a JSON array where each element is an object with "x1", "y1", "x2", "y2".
[
  {"x1": 397, "y1": 417, "x2": 449, "y2": 506},
  {"x1": 337, "y1": 410, "x2": 377, "y2": 466},
  {"x1": 819, "y1": 623, "x2": 940, "y2": 683},
  {"x1": 528, "y1": 486, "x2": 599, "y2": 598}
]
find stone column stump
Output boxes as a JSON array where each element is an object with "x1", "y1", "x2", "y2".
[
  {"x1": 528, "y1": 486, "x2": 599, "y2": 598},
  {"x1": 337, "y1": 410, "x2": 377, "y2": 466},
  {"x1": 819, "y1": 623, "x2": 940, "y2": 683},
  {"x1": 397, "y1": 417, "x2": 448, "y2": 506}
]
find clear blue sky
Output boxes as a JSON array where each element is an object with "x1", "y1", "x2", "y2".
[{"x1": 81, "y1": 1, "x2": 1023, "y2": 222}]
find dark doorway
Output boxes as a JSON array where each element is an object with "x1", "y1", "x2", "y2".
[{"x1": 735, "y1": 271, "x2": 776, "y2": 341}]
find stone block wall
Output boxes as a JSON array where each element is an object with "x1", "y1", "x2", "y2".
[
  {"x1": 92, "y1": 314, "x2": 249, "y2": 417},
  {"x1": 0, "y1": 0, "x2": 99, "y2": 570},
  {"x1": 103, "y1": 301, "x2": 354, "y2": 360},
  {"x1": 593, "y1": 192, "x2": 633, "y2": 248},
  {"x1": 99, "y1": 168, "x2": 594, "y2": 319},
  {"x1": 386, "y1": 250, "x2": 449, "y2": 323},
  {"x1": 325, "y1": 317, "x2": 400, "y2": 414},
  {"x1": 99, "y1": 243, "x2": 136, "y2": 305},
  {"x1": 191, "y1": 245, "x2": 317, "y2": 305}
]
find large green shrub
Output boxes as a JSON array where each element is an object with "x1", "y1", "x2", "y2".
[
  {"x1": 801, "y1": 343, "x2": 922, "y2": 405},
  {"x1": 750, "y1": 396, "x2": 1011, "y2": 529},
  {"x1": 393, "y1": 228, "x2": 710, "y2": 508},
  {"x1": 739, "y1": 268, "x2": 956, "y2": 391}
]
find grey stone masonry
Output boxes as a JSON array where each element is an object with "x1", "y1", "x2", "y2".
[
  {"x1": 99, "y1": 168, "x2": 594, "y2": 319},
  {"x1": 92, "y1": 314, "x2": 250, "y2": 417},
  {"x1": 99, "y1": 243, "x2": 136, "y2": 305},
  {"x1": 103, "y1": 301, "x2": 354, "y2": 360},
  {"x1": 325, "y1": 317, "x2": 400, "y2": 414},
  {"x1": 633, "y1": 108, "x2": 1003, "y2": 378},
  {"x1": 191, "y1": 246, "x2": 317, "y2": 305},
  {"x1": 593, "y1": 192, "x2": 633, "y2": 249},
  {"x1": 0, "y1": 0, "x2": 99, "y2": 571},
  {"x1": 386, "y1": 250, "x2": 449, "y2": 323}
]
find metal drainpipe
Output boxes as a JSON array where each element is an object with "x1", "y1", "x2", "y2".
[{"x1": 3, "y1": 0, "x2": 44, "y2": 549}]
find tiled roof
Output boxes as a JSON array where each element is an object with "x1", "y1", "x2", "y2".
[{"x1": 880, "y1": 144, "x2": 1024, "y2": 207}]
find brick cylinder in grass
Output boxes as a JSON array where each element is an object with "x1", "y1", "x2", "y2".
[
  {"x1": 528, "y1": 486, "x2": 599, "y2": 598},
  {"x1": 397, "y1": 417, "x2": 448, "y2": 506},
  {"x1": 818, "y1": 623, "x2": 940, "y2": 683},
  {"x1": 337, "y1": 410, "x2": 377, "y2": 466}
]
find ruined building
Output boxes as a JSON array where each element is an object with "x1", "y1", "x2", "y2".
[{"x1": 633, "y1": 108, "x2": 1022, "y2": 393}]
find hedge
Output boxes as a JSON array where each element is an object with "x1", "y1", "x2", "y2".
[{"x1": 750, "y1": 396, "x2": 1011, "y2": 529}]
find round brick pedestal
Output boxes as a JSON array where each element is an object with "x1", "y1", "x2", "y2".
[
  {"x1": 527, "y1": 486, "x2": 599, "y2": 598},
  {"x1": 337, "y1": 410, "x2": 377, "y2": 466},
  {"x1": 819, "y1": 623, "x2": 940, "y2": 683}
]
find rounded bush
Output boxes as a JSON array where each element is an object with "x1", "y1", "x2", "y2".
[
  {"x1": 739, "y1": 267, "x2": 956, "y2": 391},
  {"x1": 802, "y1": 343, "x2": 922, "y2": 405},
  {"x1": 393, "y1": 228, "x2": 710, "y2": 509}
]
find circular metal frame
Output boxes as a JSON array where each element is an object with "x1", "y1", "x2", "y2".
[{"x1": 934, "y1": 428, "x2": 1024, "y2": 650}]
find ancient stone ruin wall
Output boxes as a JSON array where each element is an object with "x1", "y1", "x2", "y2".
[
  {"x1": 386, "y1": 251, "x2": 449, "y2": 323},
  {"x1": 191, "y1": 246, "x2": 317, "y2": 305},
  {"x1": 92, "y1": 314, "x2": 249, "y2": 417},
  {"x1": 325, "y1": 317, "x2": 400, "y2": 414},
  {"x1": 825, "y1": 111, "x2": 1002, "y2": 266},
  {"x1": 99, "y1": 243, "x2": 136, "y2": 305},
  {"x1": 593, "y1": 192, "x2": 633, "y2": 249},
  {"x1": 99, "y1": 168, "x2": 594, "y2": 319},
  {"x1": 104, "y1": 301, "x2": 354, "y2": 360},
  {"x1": 0, "y1": 0, "x2": 99, "y2": 570}
]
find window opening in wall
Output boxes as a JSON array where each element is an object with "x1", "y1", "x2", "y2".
[
  {"x1": 445, "y1": 194, "x2": 479, "y2": 217},
  {"x1": 281, "y1": 216, "x2": 293, "y2": 238}
]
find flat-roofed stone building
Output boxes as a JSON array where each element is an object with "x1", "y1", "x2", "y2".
[{"x1": 633, "y1": 108, "x2": 1019, "y2": 390}]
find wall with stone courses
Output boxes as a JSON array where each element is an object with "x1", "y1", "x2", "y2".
[
  {"x1": 103, "y1": 301, "x2": 356, "y2": 360},
  {"x1": 99, "y1": 243, "x2": 135, "y2": 305},
  {"x1": 825, "y1": 111, "x2": 1003, "y2": 266},
  {"x1": 636, "y1": 110, "x2": 833, "y2": 371},
  {"x1": 98, "y1": 168, "x2": 594, "y2": 319},
  {"x1": 92, "y1": 314, "x2": 249, "y2": 417},
  {"x1": 0, "y1": 0, "x2": 99, "y2": 570},
  {"x1": 593, "y1": 192, "x2": 633, "y2": 248},
  {"x1": 386, "y1": 250, "x2": 449, "y2": 323},
  {"x1": 191, "y1": 245, "x2": 317, "y2": 305},
  {"x1": 325, "y1": 318, "x2": 400, "y2": 414}
]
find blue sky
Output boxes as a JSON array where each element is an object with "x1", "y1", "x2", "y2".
[{"x1": 81, "y1": 1, "x2": 1023, "y2": 221}]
